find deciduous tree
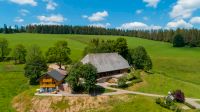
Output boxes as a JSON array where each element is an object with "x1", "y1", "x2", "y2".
[
  {"x1": 130, "y1": 46, "x2": 152, "y2": 71},
  {"x1": 46, "y1": 41, "x2": 71, "y2": 68},
  {"x1": 0, "y1": 38, "x2": 11, "y2": 61},
  {"x1": 24, "y1": 45, "x2": 47, "y2": 85},
  {"x1": 12, "y1": 44, "x2": 27, "y2": 64},
  {"x1": 81, "y1": 63, "x2": 97, "y2": 92},
  {"x1": 114, "y1": 38, "x2": 129, "y2": 59},
  {"x1": 67, "y1": 63, "x2": 97, "y2": 93}
]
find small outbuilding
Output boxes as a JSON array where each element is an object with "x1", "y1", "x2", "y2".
[
  {"x1": 81, "y1": 53, "x2": 130, "y2": 77},
  {"x1": 39, "y1": 69, "x2": 67, "y2": 93}
]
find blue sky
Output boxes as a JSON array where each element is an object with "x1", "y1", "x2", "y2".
[{"x1": 1, "y1": 0, "x2": 200, "y2": 29}]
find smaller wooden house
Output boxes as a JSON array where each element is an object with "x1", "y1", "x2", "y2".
[{"x1": 39, "y1": 69, "x2": 67, "y2": 93}]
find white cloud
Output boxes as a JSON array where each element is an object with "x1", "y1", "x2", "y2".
[
  {"x1": 10, "y1": 0, "x2": 37, "y2": 6},
  {"x1": 89, "y1": 23, "x2": 111, "y2": 28},
  {"x1": 170, "y1": 0, "x2": 200, "y2": 19},
  {"x1": 43, "y1": 0, "x2": 58, "y2": 10},
  {"x1": 166, "y1": 19, "x2": 193, "y2": 29},
  {"x1": 143, "y1": 0, "x2": 160, "y2": 8},
  {"x1": 14, "y1": 17, "x2": 24, "y2": 23},
  {"x1": 19, "y1": 9, "x2": 30, "y2": 16},
  {"x1": 37, "y1": 14, "x2": 66, "y2": 24},
  {"x1": 84, "y1": 11, "x2": 108, "y2": 22},
  {"x1": 136, "y1": 9, "x2": 143, "y2": 14},
  {"x1": 190, "y1": 17, "x2": 200, "y2": 24},
  {"x1": 117, "y1": 22, "x2": 162, "y2": 30}
]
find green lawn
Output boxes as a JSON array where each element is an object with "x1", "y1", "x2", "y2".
[
  {"x1": 93, "y1": 95, "x2": 172, "y2": 112},
  {"x1": 0, "y1": 62, "x2": 29, "y2": 112},
  {"x1": 0, "y1": 33, "x2": 87, "y2": 61},
  {"x1": 1, "y1": 33, "x2": 200, "y2": 111}
]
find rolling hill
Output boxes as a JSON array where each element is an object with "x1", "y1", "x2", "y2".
[{"x1": 1, "y1": 33, "x2": 200, "y2": 111}]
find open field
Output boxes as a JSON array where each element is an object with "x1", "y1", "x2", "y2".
[{"x1": 1, "y1": 33, "x2": 200, "y2": 111}]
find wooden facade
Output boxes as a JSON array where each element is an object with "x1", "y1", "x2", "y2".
[
  {"x1": 39, "y1": 70, "x2": 66, "y2": 93},
  {"x1": 98, "y1": 68, "x2": 129, "y2": 77},
  {"x1": 39, "y1": 75, "x2": 62, "y2": 88}
]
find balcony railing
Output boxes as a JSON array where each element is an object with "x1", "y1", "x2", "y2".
[
  {"x1": 40, "y1": 84, "x2": 56, "y2": 88},
  {"x1": 42, "y1": 79, "x2": 53, "y2": 82}
]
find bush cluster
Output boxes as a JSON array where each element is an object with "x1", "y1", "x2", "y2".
[
  {"x1": 172, "y1": 90, "x2": 185, "y2": 103},
  {"x1": 117, "y1": 76, "x2": 128, "y2": 88},
  {"x1": 156, "y1": 98, "x2": 182, "y2": 112},
  {"x1": 117, "y1": 71, "x2": 143, "y2": 88},
  {"x1": 156, "y1": 90, "x2": 185, "y2": 112}
]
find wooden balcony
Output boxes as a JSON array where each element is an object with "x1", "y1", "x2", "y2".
[
  {"x1": 40, "y1": 84, "x2": 56, "y2": 88},
  {"x1": 42, "y1": 79, "x2": 53, "y2": 82}
]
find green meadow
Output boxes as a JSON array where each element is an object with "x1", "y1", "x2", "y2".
[{"x1": 1, "y1": 33, "x2": 200, "y2": 111}]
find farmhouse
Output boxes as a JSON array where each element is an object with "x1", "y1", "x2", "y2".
[
  {"x1": 81, "y1": 53, "x2": 130, "y2": 77},
  {"x1": 39, "y1": 69, "x2": 67, "y2": 93}
]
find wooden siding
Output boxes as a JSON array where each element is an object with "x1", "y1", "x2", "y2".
[{"x1": 39, "y1": 75, "x2": 62, "y2": 88}]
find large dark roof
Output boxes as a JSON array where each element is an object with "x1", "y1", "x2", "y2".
[
  {"x1": 46, "y1": 70, "x2": 66, "y2": 81},
  {"x1": 81, "y1": 53, "x2": 130, "y2": 73}
]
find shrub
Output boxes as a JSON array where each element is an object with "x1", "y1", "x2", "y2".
[
  {"x1": 173, "y1": 34, "x2": 185, "y2": 47},
  {"x1": 117, "y1": 76, "x2": 127, "y2": 88},
  {"x1": 172, "y1": 90, "x2": 185, "y2": 103},
  {"x1": 156, "y1": 97, "x2": 182, "y2": 112},
  {"x1": 131, "y1": 78, "x2": 142, "y2": 84},
  {"x1": 126, "y1": 73, "x2": 137, "y2": 81},
  {"x1": 156, "y1": 98, "x2": 162, "y2": 104},
  {"x1": 175, "y1": 107, "x2": 182, "y2": 112}
]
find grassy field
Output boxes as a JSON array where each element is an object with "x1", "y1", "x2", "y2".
[
  {"x1": 0, "y1": 62, "x2": 29, "y2": 111},
  {"x1": 1, "y1": 33, "x2": 200, "y2": 111},
  {"x1": 95, "y1": 95, "x2": 172, "y2": 112}
]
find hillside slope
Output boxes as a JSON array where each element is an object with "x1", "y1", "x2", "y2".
[{"x1": 1, "y1": 33, "x2": 200, "y2": 111}]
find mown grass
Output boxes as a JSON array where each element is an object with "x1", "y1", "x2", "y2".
[
  {"x1": 135, "y1": 73, "x2": 200, "y2": 99},
  {"x1": 93, "y1": 95, "x2": 172, "y2": 112},
  {"x1": 0, "y1": 33, "x2": 87, "y2": 61},
  {"x1": 0, "y1": 62, "x2": 29, "y2": 112},
  {"x1": 1, "y1": 33, "x2": 200, "y2": 111}
]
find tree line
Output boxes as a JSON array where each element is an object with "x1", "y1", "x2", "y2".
[{"x1": 1, "y1": 24, "x2": 200, "y2": 47}]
